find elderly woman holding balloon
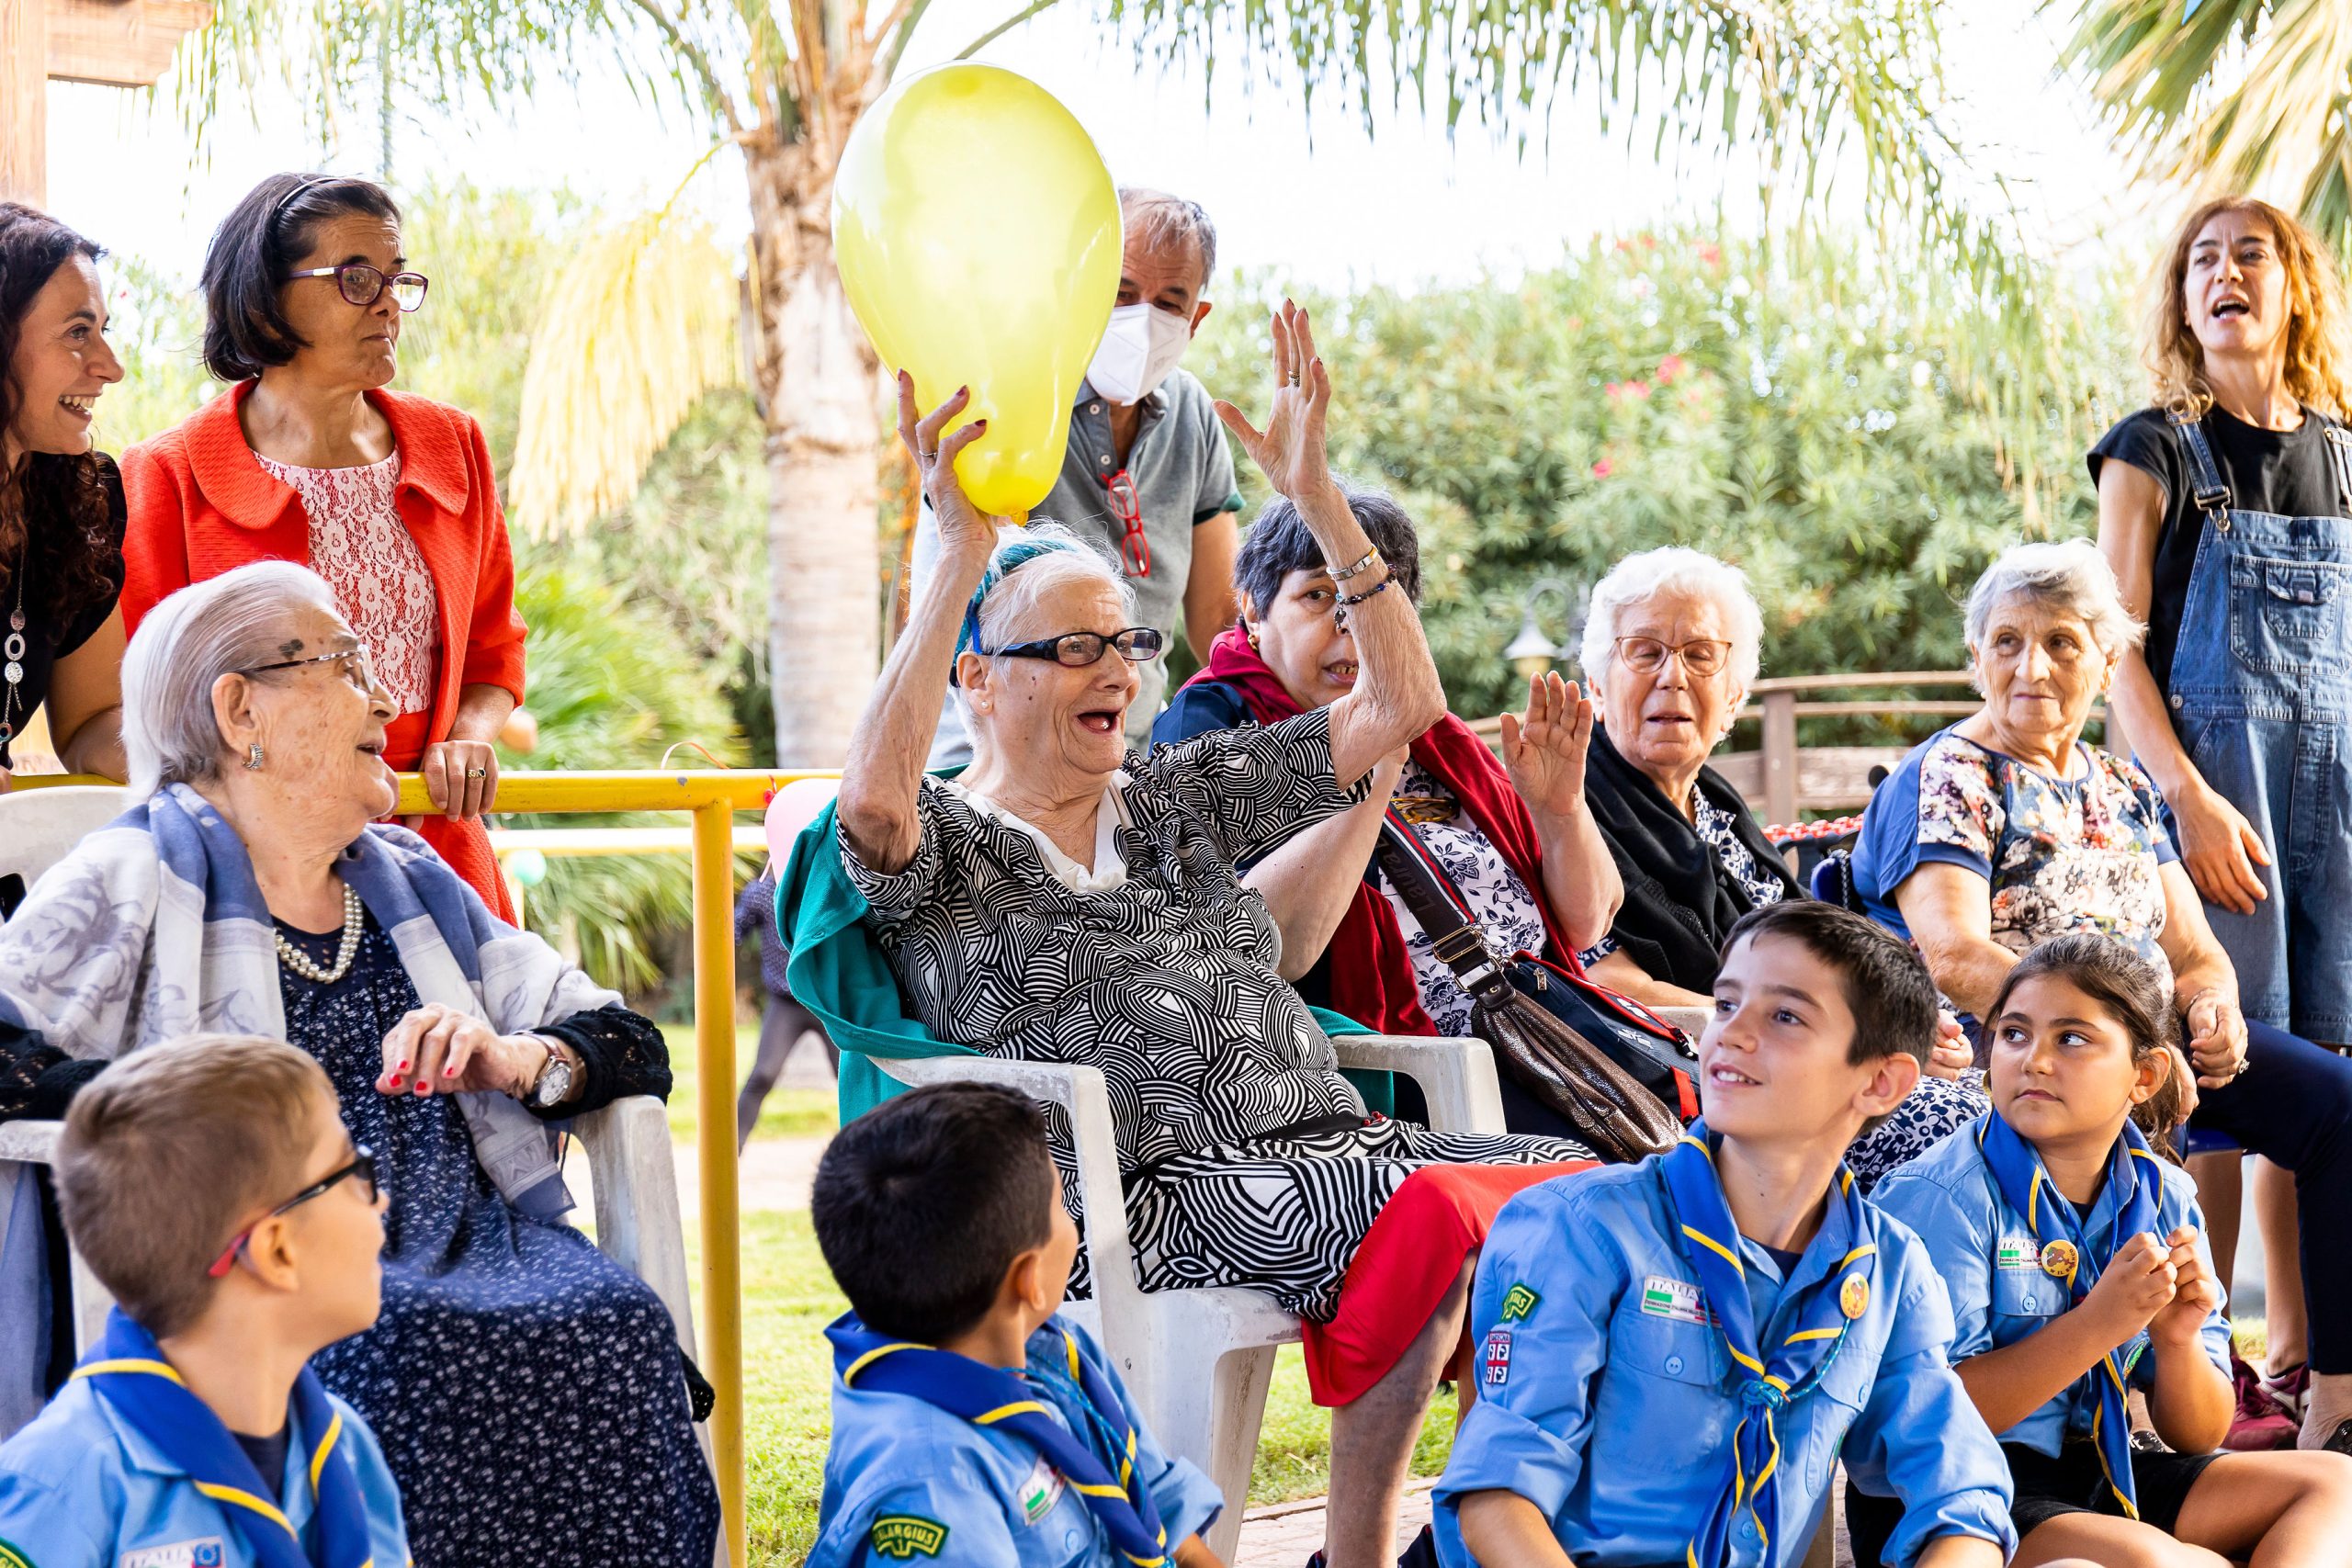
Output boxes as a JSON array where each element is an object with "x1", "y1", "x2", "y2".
[{"x1": 833, "y1": 303, "x2": 1598, "y2": 1567}]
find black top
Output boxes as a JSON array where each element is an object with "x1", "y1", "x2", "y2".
[
  {"x1": 2088, "y1": 406, "x2": 2346, "y2": 691},
  {"x1": 1583, "y1": 724, "x2": 1798, "y2": 993},
  {"x1": 0, "y1": 455, "x2": 127, "y2": 771},
  {"x1": 234, "y1": 1426, "x2": 292, "y2": 1487}
]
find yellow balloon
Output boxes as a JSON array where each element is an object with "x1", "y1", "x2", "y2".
[{"x1": 833, "y1": 64, "x2": 1123, "y2": 518}]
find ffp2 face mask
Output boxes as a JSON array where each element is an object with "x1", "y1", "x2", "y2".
[{"x1": 1086, "y1": 303, "x2": 1193, "y2": 404}]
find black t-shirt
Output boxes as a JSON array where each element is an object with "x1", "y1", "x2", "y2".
[
  {"x1": 0, "y1": 454, "x2": 127, "y2": 770},
  {"x1": 234, "y1": 1424, "x2": 292, "y2": 1487},
  {"x1": 2087, "y1": 406, "x2": 2345, "y2": 691}
]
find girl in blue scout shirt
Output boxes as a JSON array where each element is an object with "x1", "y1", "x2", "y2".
[
  {"x1": 1433, "y1": 900, "x2": 2016, "y2": 1568},
  {"x1": 808, "y1": 1081, "x2": 1226, "y2": 1568},
  {"x1": 0, "y1": 1035, "x2": 408, "y2": 1568},
  {"x1": 1871, "y1": 935, "x2": 2352, "y2": 1566}
]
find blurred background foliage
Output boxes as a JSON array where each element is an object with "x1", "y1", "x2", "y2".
[{"x1": 99, "y1": 190, "x2": 2154, "y2": 991}]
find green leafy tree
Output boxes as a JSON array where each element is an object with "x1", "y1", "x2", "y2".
[{"x1": 181, "y1": 0, "x2": 2045, "y2": 771}]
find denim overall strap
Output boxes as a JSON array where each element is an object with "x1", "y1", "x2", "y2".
[{"x1": 2162, "y1": 410, "x2": 2352, "y2": 1041}]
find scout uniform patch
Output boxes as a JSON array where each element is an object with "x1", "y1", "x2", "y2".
[
  {"x1": 1481, "y1": 1329, "x2": 1513, "y2": 1387},
  {"x1": 1016, "y1": 1454, "x2": 1065, "y2": 1526},
  {"x1": 1638, "y1": 1275, "x2": 1716, "y2": 1327},
  {"x1": 1995, "y1": 1235, "x2": 2041, "y2": 1271},
  {"x1": 119, "y1": 1543, "x2": 226, "y2": 1568},
  {"x1": 869, "y1": 1515, "x2": 951, "y2": 1559},
  {"x1": 1499, "y1": 1283, "x2": 1541, "y2": 1323},
  {"x1": 2041, "y1": 1240, "x2": 2078, "y2": 1280},
  {"x1": 1839, "y1": 1272, "x2": 1870, "y2": 1320}
]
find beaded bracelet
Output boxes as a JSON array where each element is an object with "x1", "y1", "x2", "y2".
[
  {"x1": 1329, "y1": 544, "x2": 1384, "y2": 582},
  {"x1": 1331, "y1": 572, "x2": 1392, "y2": 632}
]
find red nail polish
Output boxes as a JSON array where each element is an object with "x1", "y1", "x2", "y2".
[
  {"x1": 388, "y1": 1075, "x2": 404, "y2": 1090},
  {"x1": 397, "y1": 1058, "x2": 410, "y2": 1073},
  {"x1": 444, "y1": 1063, "x2": 459, "y2": 1077},
  {"x1": 413, "y1": 1082, "x2": 430, "y2": 1097}
]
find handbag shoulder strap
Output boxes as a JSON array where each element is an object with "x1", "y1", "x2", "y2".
[{"x1": 1373, "y1": 811, "x2": 1510, "y2": 1001}]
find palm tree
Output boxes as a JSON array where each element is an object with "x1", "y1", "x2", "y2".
[
  {"x1": 187, "y1": 0, "x2": 2036, "y2": 765},
  {"x1": 2064, "y1": 0, "x2": 2352, "y2": 248}
]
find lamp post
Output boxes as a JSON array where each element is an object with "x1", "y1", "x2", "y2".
[{"x1": 1505, "y1": 578, "x2": 1586, "y2": 683}]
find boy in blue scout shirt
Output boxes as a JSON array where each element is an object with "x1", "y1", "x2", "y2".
[
  {"x1": 0, "y1": 1034, "x2": 408, "y2": 1568},
  {"x1": 1434, "y1": 900, "x2": 2016, "y2": 1568},
  {"x1": 808, "y1": 1081, "x2": 1226, "y2": 1567},
  {"x1": 1870, "y1": 935, "x2": 2352, "y2": 1567}
]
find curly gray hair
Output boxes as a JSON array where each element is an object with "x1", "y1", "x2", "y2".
[
  {"x1": 1962, "y1": 540, "x2": 2145, "y2": 664},
  {"x1": 1580, "y1": 547, "x2": 1766, "y2": 694}
]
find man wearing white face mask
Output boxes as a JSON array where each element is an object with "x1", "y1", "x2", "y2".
[{"x1": 911, "y1": 186, "x2": 1243, "y2": 766}]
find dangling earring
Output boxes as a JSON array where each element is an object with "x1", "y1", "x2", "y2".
[{"x1": 243, "y1": 742, "x2": 266, "y2": 771}]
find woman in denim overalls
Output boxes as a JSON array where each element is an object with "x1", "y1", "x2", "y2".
[{"x1": 2096, "y1": 196, "x2": 2352, "y2": 1450}]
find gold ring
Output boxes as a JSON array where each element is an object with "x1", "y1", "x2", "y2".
[{"x1": 466, "y1": 767, "x2": 487, "y2": 779}]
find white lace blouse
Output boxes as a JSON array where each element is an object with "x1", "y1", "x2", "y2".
[{"x1": 257, "y1": 451, "x2": 439, "y2": 716}]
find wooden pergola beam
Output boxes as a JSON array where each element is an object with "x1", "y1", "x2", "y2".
[{"x1": 1, "y1": 0, "x2": 214, "y2": 207}]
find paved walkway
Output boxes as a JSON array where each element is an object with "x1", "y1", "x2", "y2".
[{"x1": 1233, "y1": 1480, "x2": 1435, "y2": 1568}]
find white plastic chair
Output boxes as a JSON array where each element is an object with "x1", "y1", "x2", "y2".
[
  {"x1": 0, "y1": 784, "x2": 135, "y2": 897},
  {"x1": 881, "y1": 1031, "x2": 1508, "y2": 1562}
]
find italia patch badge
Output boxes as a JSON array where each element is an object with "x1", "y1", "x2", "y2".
[
  {"x1": 1498, "y1": 1283, "x2": 1542, "y2": 1323},
  {"x1": 119, "y1": 1544, "x2": 226, "y2": 1568},
  {"x1": 1481, "y1": 1328, "x2": 1513, "y2": 1387},
  {"x1": 1995, "y1": 1235, "x2": 2041, "y2": 1271},
  {"x1": 869, "y1": 1516, "x2": 950, "y2": 1559},
  {"x1": 1639, "y1": 1275, "x2": 1717, "y2": 1327}
]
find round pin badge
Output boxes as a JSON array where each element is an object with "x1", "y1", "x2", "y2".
[
  {"x1": 1838, "y1": 1271, "x2": 1870, "y2": 1320},
  {"x1": 2041, "y1": 1240, "x2": 2078, "y2": 1279}
]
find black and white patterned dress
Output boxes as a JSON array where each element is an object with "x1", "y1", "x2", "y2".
[
  {"x1": 846, "y1": 711, "x2": 1589, "y2": 1322},
  {"x1": 278, "y1": 915, "x2": 720, "y2": 1568}
]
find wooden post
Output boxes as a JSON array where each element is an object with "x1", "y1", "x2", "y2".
[
  {"x1": 1, "y1": 0, "x2": 47, "y2": 204},
  {"x1": 1761, "y1": 688, "x2": 1799, "y2": 825}
]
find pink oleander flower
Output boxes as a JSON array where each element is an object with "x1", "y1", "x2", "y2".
[{"x1": 1592, "y1": 457, "x2": 1615, "y2": 478}]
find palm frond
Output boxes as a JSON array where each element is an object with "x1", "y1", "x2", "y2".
[
  {"x1": 2065, "y1": 0, "x2": 2352, "y2": 244},
  {"x1": 509, "y1": 202, "x2": 741, "y2": 537}
]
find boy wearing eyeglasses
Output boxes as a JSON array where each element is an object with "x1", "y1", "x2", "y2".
[{"x1": 0, "y1": 1034, "x2": 409, "y2": 1568}]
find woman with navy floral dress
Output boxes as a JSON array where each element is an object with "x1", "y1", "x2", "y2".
[{"x1": 0, "y1": 562, "x2": 719, "y2": 1563}]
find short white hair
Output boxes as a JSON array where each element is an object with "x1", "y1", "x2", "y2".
[
  {"x1": 1963, "y1": 539, "x2": 2145, "y2": 661},
  {"x1": 956, "y1": 524, "x2": 1138, "y2": 718},
  {"x1": 122, "y1": 561, "x2": 341, "y2": 797},
  {"x1": 1581, "y1": 547, "x2": 1766, "y2": 694}
]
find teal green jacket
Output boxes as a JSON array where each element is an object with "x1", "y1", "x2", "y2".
[{"x1": 775, "y1": 800, "x2": 1385, "y2": 1124}]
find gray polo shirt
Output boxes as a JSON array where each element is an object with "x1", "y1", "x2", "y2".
[{"x1": 914, "y1": 367, "x2": 1243, "y2": 767}]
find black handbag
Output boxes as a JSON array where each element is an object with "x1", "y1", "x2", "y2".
[{"x1": 1374, "y1": 810, "x2": 1686, "y2": 1163}]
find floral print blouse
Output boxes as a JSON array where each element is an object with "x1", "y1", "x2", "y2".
[{"x1": 1853, "y1": 727, "x2": 2179, "y2": 967}]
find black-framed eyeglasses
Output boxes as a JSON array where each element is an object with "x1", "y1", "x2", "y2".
[
  {"x1": 992, "y1": 627, "x2": 1166, "y2": 668},
  {"x1": 207, "y1": 1145, "x2": 379, "y2": 1278},
  {"x1": 286, "y1": 262, "x2": 429, "y2": 312},
  {"x1": 241, "y1": 644, "x2": 384, "y2": 695}
]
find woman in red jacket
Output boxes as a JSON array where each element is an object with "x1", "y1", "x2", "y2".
[{"x1": 120, "y1": 172, "x2": 525, "y2": 918}]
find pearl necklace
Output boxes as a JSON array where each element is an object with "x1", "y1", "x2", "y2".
[{"x1": 277, "y1": 883, "x2": 365, "y2": 985}]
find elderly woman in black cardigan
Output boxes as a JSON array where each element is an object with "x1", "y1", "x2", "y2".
[{"x1": 1574, "y1": 546, "x2": 1982, "y2": 1186}]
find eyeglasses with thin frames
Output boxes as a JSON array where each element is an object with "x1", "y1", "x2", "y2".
[
  {"x1": 286, "y1": 262, "x2": 430, "y2": 312},
  {"x1": 241, "y1": 645, "x2": 385, "y2": 696},
  {"x1": 207, "y1": 1145, "x2": 379, "y2": 1278},
  {"x1": 1614, "y1": 636, "x2": 1734, "y2": 679},
  {"x1": 1105, "y1": 469, "x2": 1149, "y2": 578}
]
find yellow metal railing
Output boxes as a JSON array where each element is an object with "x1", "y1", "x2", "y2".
[{"x1": 21, "y1": 767, "x2": 829, "y2": 1568}]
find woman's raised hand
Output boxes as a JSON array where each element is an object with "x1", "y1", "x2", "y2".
[
  {"x1": 1501, "y1": 671, "x2": 1597, "y2": 820},
  {"x1": 1213, "y1": 299, "x2": 1333, "y2": 501},
  {"x1": 896, "y1": 372, "x2": 1000, "y2": 565}
]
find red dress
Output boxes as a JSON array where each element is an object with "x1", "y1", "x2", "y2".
[{"x1": 119, "y1": 381, "x2": 526, "y2": 919}]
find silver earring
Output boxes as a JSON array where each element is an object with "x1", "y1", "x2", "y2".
[{"x1": 244, "y1": 742, "x2": 266, "y2": 771}]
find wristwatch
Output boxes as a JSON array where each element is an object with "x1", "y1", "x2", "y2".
[{"x1": 525, "y1": 1038, "x2": 576, "y2": 1109}]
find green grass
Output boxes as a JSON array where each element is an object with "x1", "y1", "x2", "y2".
[{"x1": 708, "y1": 1209, "x2": 1450, "y2": 1565}]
